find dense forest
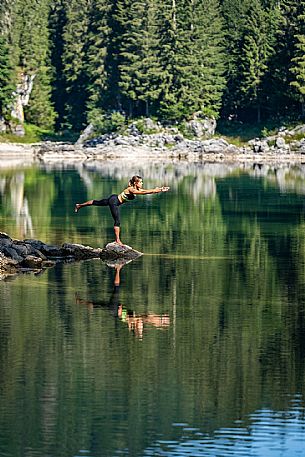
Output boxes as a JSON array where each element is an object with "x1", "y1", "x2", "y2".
[{"x1": 1, "y1": 0, "x2": 305, "y2": 133}]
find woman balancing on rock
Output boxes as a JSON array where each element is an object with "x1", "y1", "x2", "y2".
[{"x1": 74, "y1": 175, "x2": 170, "y2": 245}]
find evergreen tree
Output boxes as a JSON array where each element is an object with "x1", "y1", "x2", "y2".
[
  {"x1": 290, "y1": 1, "x2": 305, "y2": 115},
  {"x1": 0, "y1": 3, "x2": 16, "y2": 118},
  {"x1": 0, "y1": 35, "x2": 15, "y2": 118},
  {"x1": 238, "y1": 0, "x2": 275, "y2": 122},
  {"x1": 9, "y1": 0, "x2": 56, "y2": 128},
  {"x1": 158, "y1": 0, "x2": 204, "y2": 120},
  {"x1": 159, "y1": 0, "x2": 226, "y2": 121},
  {"x1": 114, "y1": 0, "x2": 163, "y2": 117},
  {"x1": 25, "y1": 64, "x2": 57, "y2": 128},
  {"x1": 100, "y1": 0, "x2": 126, "y2": 112},
  {"x1": 1, "y1": 1, "x2": 16, "y2": 119},
  {"x1": 49, "y1": 0, "x2": 68, "y2": 130},
  {"x1": 265, "y1": 0, "x2": 305, "y2": 120},
  {"x1": 85, "y1": 0, "x2": 111, "y2": 116},
  {"x1": 0, "y1": 0, "x2": 15, "y2": 35},
  {"x1": 192, "y1": 0, "x2": 226, "y2": 117},
  {"x1": 156, "y1": 0, "x2": 181, "y2": 120},
  {"x1": 221, "y1": 0, "x2": 252, "y2": 116},
  {"x1": 61, "y1": 0, "x2": 92, "y2": 130}
]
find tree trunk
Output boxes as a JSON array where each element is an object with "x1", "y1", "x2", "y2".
[
  {"x1": 257, "y1": 104, "x2": 261, "y2": 124},
  {"x1": 128, "y1": 100, "x2": 133, "y2": 117},
  {"x1": 172, "y1": 0, "x2": 176, "y2": 30}
]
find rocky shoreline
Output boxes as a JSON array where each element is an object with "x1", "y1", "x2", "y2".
[
  {"x1": 2, "y1": 121, "x2": 305, "y2": 163},
  {"x1": 0, "y1": 232, "x2": 142, "y2": 279}
]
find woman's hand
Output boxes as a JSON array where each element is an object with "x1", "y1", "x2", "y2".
[
  {"x1": 154, "y1": 186, "x2": 169, "y2": 193},
  {"x1": 154, "y1": 186, "x2": 170, "y2": 193}
]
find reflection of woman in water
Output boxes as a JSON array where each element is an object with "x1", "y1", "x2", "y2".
[
  {"x1": 74, "y1": 175, "x2": 169, "y2": 245},
  {"x1": 75, "y1": 264, "x2": 170, "y2": 339}
]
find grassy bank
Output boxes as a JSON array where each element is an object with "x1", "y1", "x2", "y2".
[
  {"x1": 0, "y1": 124, "x2": 78, "y2": 144},
  {"x1": 216, "y1": 118, "x2": 305, "y2": 143}
]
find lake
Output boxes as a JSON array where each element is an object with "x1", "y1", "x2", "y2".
[{"x1": 1, "y1": 160, "x2": 305, "y2": 457}]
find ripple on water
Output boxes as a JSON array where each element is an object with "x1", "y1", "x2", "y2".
[{"x1": 141, "y1": 403, "x2": 305, "y2": 457}]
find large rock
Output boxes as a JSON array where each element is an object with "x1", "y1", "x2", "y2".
[
  {"x1": 248, "y1": 138, "x2": 270, "y2": 153},
  {"x1": 1, "y1": 246, "x2": 24, "y2": 263},
  {"x1": 185, "y1": 113, "x2": 217, "y2": 137},
  {"x1": 21, "y1": 255, "x2": 43, "y2": 269},
  {"x1": 288, "y1": 124, "x2": 305, "y2": 136},
  {"x1": 0, "y1": 116, "x2": 6, "y2": 133},
  {"x1": 12, "y1": 124, "x2": 25, "y2": 137},
  {"x1": 142, "y1": 118, "x2": 161, "y2": 132},
  {"x1": 102, "y1": 242, "x2": 142, "y2": 262},
  {"x1": 34, "y1": 142, "x2": 87, "y2": 161},
  {"x1": 275, "y1": 137, "x2": 287, "y2": 149},
  {"x1": 61, "y1": 243, "x2": 104, "y2": 260},
  {"x1": 0, "y1": 233, "x2": 13, "y2": 247},
  {"x1": 75, "y1": 123, "x2": 95, "y2": 145},
  {"x1": 0, "y1": 252, "x2": 19, "y2": 275},
  {"x1": 24, "y1": 239, "x2": 65, "y2": 257},
  {"x1": 275, "y1": 137, "x2": 289, "y2": 153}
]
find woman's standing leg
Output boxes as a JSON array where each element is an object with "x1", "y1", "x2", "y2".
[
  {"x1": 114, "y1": 226, "x2": 122, "y2": 245},
  {"x1": 108, "y1": 196, "x2": 123, "y2": 245}
]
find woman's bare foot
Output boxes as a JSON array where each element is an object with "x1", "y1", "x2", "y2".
[
  {"x1": 74, "y1": 204, "x2": 81, "y2": 213},
  {"x1": 115, "y1": 240, "x2": 124, "y2": 246}
]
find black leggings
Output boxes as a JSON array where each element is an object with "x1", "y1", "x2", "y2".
[{"x1": 92, "y1": 194, "x2": 121, "y2": 227}]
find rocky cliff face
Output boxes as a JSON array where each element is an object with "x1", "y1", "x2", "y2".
[
  {"x1": 9, "y1": 72, "x2": 36, "y2": 136},
  {"x1": 11, "y1": 72, "x2": 36, "y2": 123}
]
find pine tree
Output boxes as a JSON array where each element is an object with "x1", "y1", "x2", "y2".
[
  {"x1": 0, "y1": 3, "x2": 16, "y2": 118},
  {"x1": 159, "y1": 0, "x2": 226, "y2": 121},
  {"x1": 49, "y1": 0, "x2": 68, "y2": 130},
  {"x1": 290, "y1": 1, "x2": 305, "y2": 115},
  {"x1": 238, "y1": 0, "x2": 275, "y2": 122},
  {"x1": 158, "y1": 0, "x2": 203, "y2": 120},
  {"x1": 25, "y1": 64, "x2": 56, "y2": 128},
  {"x1": 156, "y1": 0, "x2": 181, "y2": 120},
  {"x1": 0, "y1": 1, "x2": 17, "y2": 119},
  {"x1": 192, "y1": 0, "x2": 226, "y2": 117},
  {"x1": 265, "y1": 0, "x2": 305, "y2": 119},
  {"x1": 0, "y1": 35, "x2": 15, "y2": 117},
  {"x1": 0, "y1": 0, "x2": 15, "y2": 35},
  {"x1": 9, "y1": 0, "x2": 56, "y2": 128},
  {"x1": 85, "y1": 0, "x2": 111, "y2": 116},
  {"x1": 114, "y1": 0, "x2": 163, "y2": 117},
  {"x1": 221, "y1": 0, "x2": 252, "y2": 116},
  {"x1": 61, "y1": 0, "x2": 92, "y2": 130}
]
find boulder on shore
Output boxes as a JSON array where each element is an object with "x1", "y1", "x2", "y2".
[{"x1": 0, "y1": 232, "x2": 142, "y2": 279}]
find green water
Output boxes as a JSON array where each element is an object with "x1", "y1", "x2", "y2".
[{"x1": 1, "y1": 161, "x2": 305, "y2": 457}]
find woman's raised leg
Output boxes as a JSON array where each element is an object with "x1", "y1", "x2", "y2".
[
  {"x1": 74, "y1": 200, "x2": 94, "y2": 213},
  {"x1": 75, "y1": 197, "x2": 109, "y2": 213}
]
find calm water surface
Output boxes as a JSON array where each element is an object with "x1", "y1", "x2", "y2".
[{"x1": 1, "y1": 161, "x2": 305, "y2": 456}]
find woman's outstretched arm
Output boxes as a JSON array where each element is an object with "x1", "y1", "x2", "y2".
[{"x1": 129, "y1": 186, "x2": 170, "y2": 195}]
